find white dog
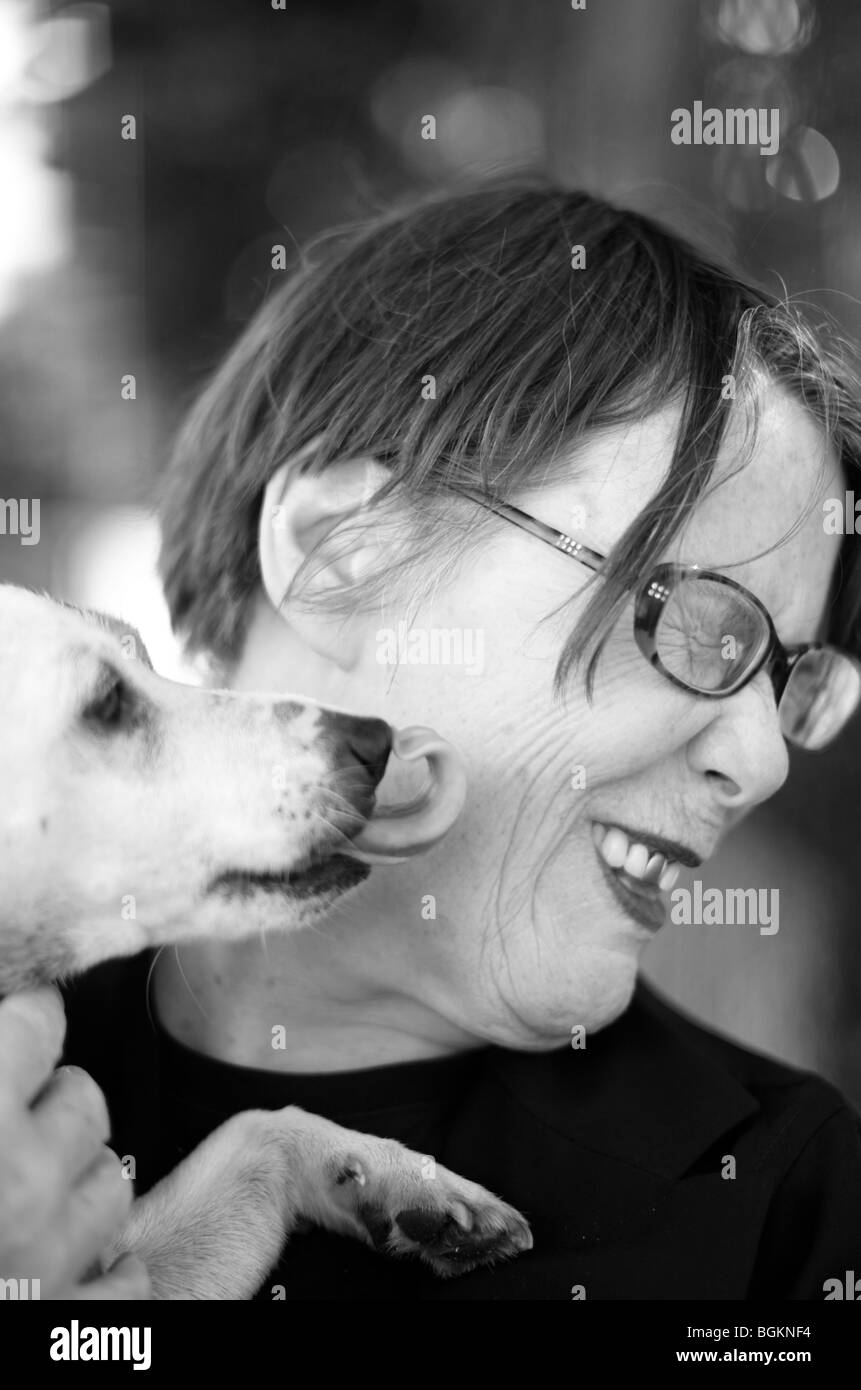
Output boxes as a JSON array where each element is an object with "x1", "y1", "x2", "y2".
[{"x1": 0, "y1": 585, "x2": 532, "y2": 1298}]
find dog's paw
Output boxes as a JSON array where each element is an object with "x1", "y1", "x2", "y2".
[{"x1": 327, "y1": 1146, "x2": 532, "y2": 1278}]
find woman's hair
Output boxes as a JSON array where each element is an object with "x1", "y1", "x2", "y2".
[{"x1": 158, "y1": 172, "x2": 861, "y2": 697}]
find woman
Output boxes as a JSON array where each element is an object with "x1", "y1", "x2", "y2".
[{"x1": 10, "y1": 175, "x2": 861, "y2": 1298}]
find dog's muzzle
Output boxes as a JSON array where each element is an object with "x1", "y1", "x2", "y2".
[{"x1": 319, "y1": 712, "x2": 467, "y2": 863}]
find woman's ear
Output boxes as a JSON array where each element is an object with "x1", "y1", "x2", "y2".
[{"x1": 258, "y1": 453, "x2": 393, "y2": 616}]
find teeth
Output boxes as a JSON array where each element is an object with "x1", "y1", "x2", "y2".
[
  {"x1": 641, "y1": 852, "x2": 667, "y2": 885},
  {"x1": 592, "y1": 822, "x2": 681, "y2": 890},
  {"x1": 600, "y1": 827, "x2": 629, "y2": 869},
  {"x1": 623, "y1": 843, "x2": 650, "y2": 879},
  {"x1": 658, "y1": 861, "x2": 681, "y2": 892}
]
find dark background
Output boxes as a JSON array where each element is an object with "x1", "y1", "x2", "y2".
[{"x1": 1, "y1": 0, "x2": 860, "y2": 1100}]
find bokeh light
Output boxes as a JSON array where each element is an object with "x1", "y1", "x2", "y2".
[
  {"x1": 0, "y1": 0, "x2": 70, "y2": 321},
  {"x1": 765, "y1": 124, "x2": 840, "y2": 201},
  {"x1": 432, "y1": 86, "x2": 545, "y2": 174},
  {"x1": 20, "y1": 3, "x2": 112, "y2": 104},
  {"x1": 707, "y1": 0, "x2": 815, "y2": 56},
  {"x1": 371, "y1": 59, "x2": 544, "y2": 176}
]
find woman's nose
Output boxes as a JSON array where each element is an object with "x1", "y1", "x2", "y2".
[{"x1": 687, "y1": 671, "x2": 790, "y2": 811}]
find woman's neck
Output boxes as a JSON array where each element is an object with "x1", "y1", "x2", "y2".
[{"x1": 150, "y1": 921, "x2": 481, "y2": 1073}]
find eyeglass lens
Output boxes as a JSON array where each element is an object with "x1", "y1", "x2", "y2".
[
  {"x1": 779, "y1": 648, "x2": 861, "y2": 750},
  {"x1": 654, "y1": 577, "x2": 861, "y2": 749},
  {"x1": 655, "y1": 577, "x2": 770, "y2": 693}
]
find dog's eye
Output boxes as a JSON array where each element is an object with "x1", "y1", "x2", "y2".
[{"x1": 82, "y1": 676, "x2": 130, "y2": 730}]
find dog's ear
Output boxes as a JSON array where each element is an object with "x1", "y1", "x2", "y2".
[{"x1": 73, "y1": 609, "x2": 154, "y2": 671}]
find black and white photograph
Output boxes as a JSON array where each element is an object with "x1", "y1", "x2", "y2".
[{"x1": 2, "y1": 0, "x2": 861, "y2": 1355}]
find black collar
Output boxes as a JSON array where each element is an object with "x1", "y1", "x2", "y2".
[{"x1": 488, "y1": 978, "x2": 760, "y2": 1179}]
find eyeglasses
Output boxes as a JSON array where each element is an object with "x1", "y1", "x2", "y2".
[{"x1": 454, "y1": 486, "x2": 861, "y2": 751}]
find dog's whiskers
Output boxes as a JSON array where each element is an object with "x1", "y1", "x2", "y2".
[
  {"x1": 144, "y1": 945, "x2": 208, "y2": 1032},
  {"x1": 308, "y1": 783, "x2": 361, "y2": 818},
  {"x1": 260, "y1": 923, "x2": 273, "y2": 968},
  {"x1": 143, "y1": 946, "x2": 167, "y2": 1034},
  {"x1": 172, "y1": 945, "x2": 211, "y2": 1020},
  {"x1": 306, "y1": 805, "x2": 363, "y2": 856}
]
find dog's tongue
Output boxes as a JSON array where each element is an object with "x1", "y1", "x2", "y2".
[{"x1": 347, "y1": 726, "x2": 467, "y2": 864}]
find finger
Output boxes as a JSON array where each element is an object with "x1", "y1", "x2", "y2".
[
  {"x1": 58, "y1": 1253, "x2": 152, "y2": 1301},
  {"x1": 31, "y1": 1066, "x2": 111, "y2": 1179},
  {"x1": 20, "y1": 1147, "x2": 133, "y2": 1290},
  {"x1": 0, "y1": 989, "x2": 66, "y2": 1105}
]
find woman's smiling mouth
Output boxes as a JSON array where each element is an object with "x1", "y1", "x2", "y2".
[{"x1": 591, "y1": 821, "x2": 698, "y2": 933}]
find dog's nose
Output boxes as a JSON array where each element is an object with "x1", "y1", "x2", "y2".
[{"x1": 320, "y1": 711, "x2": 393, "y2": 789}]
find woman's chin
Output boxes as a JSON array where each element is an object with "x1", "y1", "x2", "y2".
[{"x1": 479, "y1": 945, "x2": 640, "y2": 1051}]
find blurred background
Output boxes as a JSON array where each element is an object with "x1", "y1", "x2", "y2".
[{"x1": 1, "y1": 0, "x2": 860, "y2": 1101}]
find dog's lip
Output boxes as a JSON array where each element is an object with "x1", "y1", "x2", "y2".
[{"x1": 208, "y1": 852, "x2": 366, "y2": 896}]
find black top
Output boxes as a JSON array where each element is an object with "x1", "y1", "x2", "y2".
[{"x1": 60, "y1": 953, "x2": 861, "y2": 1300}]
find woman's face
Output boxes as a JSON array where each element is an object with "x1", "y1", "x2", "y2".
[{"x1": 247, "y1": 383, "x2": 844, "y2": 1052}]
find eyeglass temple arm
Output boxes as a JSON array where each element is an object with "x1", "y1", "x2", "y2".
[{"x1": 452, "y1": 486, "x2": 606, "y2": 573}]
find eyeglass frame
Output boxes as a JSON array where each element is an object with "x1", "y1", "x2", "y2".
[{"x1": 451, "y1": 484, "x2": 860, "y2": 722}]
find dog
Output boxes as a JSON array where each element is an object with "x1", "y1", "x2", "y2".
[{"x1": 0, "y1": 585, "x2": 532, "y2": 1298}]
